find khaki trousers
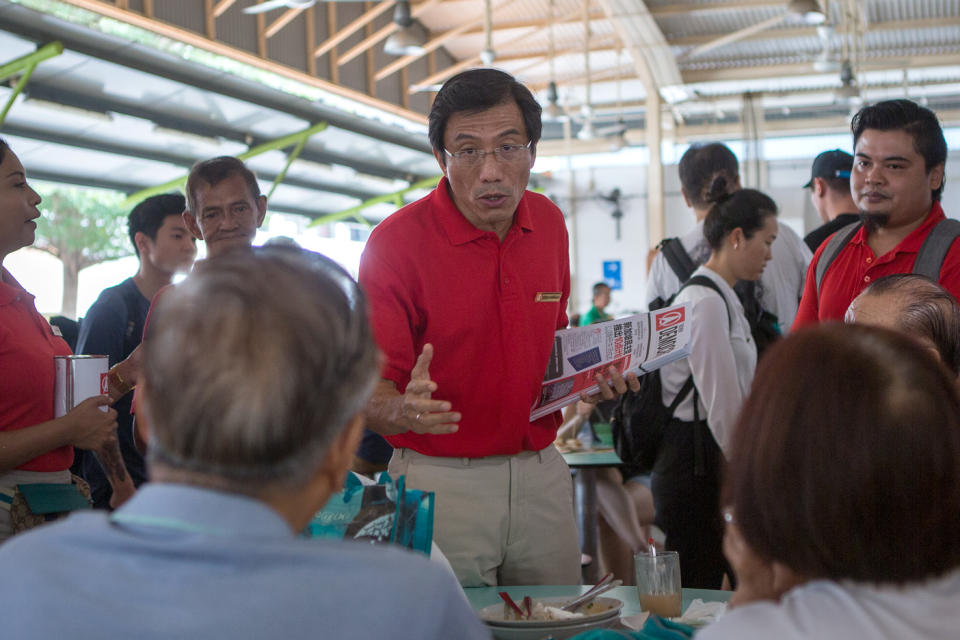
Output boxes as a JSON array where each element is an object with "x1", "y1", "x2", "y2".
[{"x1": 389, "y1": 445, "x2": 581, "y2": 587}]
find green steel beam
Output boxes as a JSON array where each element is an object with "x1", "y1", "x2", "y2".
[
  {"x1": 122, "y1": 121, "x2": 328, "y2": 207},
  {"x1": 0, "y1": 42, "x2": 64, "y2": 127},
  {"x1": 309, "y1": 175, "x2": 441, "y2": 228},
  {"x1": 237, "y1": 121, "x2": 327, "y2": 161},
  {"x1": 266, "y1": 133, "x2": 310, "y2": 200},
  {"x1": 0, "y1": 42, "x2": 63, "y2": 82}
]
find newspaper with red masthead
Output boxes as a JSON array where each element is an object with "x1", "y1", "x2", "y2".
[{"x1": 530, "y1": 302, "x2": 693, "y2": 421}]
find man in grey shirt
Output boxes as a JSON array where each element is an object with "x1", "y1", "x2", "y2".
[{"x1": 0, "y1": 247, "x2": 490, "y2": 640}]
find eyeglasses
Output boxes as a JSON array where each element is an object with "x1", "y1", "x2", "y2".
[{"x1": 443, "y1": 141, "x2": 532, "y2": 166}]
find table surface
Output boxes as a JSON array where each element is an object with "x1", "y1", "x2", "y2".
[
  {"x1": 465, "y1": 585, "x2": 731, "y2": 618},
  {"x1": 560, "y1": 422, "x2": 623, "y2": 467},
  {"x1": 561, "y1": 448, "x2": 622, "y2": 467}
]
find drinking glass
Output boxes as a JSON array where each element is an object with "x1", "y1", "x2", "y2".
[{"x1": 634, "y1": 550, "x2": 682, "y2": 617}]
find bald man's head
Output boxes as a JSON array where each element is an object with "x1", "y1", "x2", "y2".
[{"x1": 846, "y1": 274, "x2": 960, "y2": 376}]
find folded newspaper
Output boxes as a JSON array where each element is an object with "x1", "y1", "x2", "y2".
[{"x1": 530, "y1": 302, "x2": 693, "y2": 421}]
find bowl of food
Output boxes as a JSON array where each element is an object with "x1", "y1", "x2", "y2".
[{"x1": 477, "y1": 596, "x2": 623, "y2": 640}]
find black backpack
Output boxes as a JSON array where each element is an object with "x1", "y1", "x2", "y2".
[
  {"x1": 611, "y1": 275, "x2": 730, "y2": 474},
  {"x1": 649, "y1": 237, "x2": 781, "y2": 356}
]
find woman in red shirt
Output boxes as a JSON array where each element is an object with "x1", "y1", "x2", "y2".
[{"x1": 0, "y1": 138, "x2": 119, "y2": 541}]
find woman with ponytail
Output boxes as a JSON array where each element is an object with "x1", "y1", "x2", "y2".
[{"x1": 651, "y1": 182, "x2": 779, "y2": 588}]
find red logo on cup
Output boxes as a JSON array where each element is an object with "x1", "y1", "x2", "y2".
[
  {"x1": 656, "y1": 308, "x2": 685, "y2": 330},
  {"x1": 100, "y1": 372, "x2": 110, "y2": 395}
]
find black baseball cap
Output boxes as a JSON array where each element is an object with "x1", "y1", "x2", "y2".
[{"x1": 803, "y1": 149, "x2": 854, "y2": 188}]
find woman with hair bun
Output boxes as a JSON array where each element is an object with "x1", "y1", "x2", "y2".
[{"x1": 651, "y1": 182, "x2": 778, "y2": 588}]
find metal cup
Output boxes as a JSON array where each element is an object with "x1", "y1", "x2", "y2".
[{"x1": 54, "y1": 355, "x2": 109, "y2": 417}]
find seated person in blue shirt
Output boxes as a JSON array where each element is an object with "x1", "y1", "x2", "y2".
[{"x1": 0, "y1": 246, "x2": 490, "y2": 640}]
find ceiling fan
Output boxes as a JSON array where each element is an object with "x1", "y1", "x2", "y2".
[{"x1": 597, "y1": 188, "x2": 639, "y2": 241}]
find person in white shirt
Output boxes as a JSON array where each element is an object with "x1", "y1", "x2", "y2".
[
  {"x1": 653, "y1": 184, "x2": 778, "y2": 589},
  {"x1": 700, "y1": 323, "x2": 960, "y2": 640},
  {"x1": 646, "y1": 142, "x2": 810, "y2": 331}
]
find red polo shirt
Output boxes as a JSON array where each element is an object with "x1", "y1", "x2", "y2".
[
  {"x1": 0, "y1": 269, "x2": 73, "y2": 471},
  {"x1": 359, "y1": 178, "x2": 570, "y2": 458},
  {"x1": 793, "y1": 202, "x2": 960, "y2": 328}
]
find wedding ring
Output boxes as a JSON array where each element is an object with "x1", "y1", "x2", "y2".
[{"x1": 415, "y1": 413, "x2": 423, "y2": 423}]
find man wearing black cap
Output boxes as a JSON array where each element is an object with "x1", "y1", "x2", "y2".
[{"x1": 803, "y1": 149, "x2": 860, "y2": 252}]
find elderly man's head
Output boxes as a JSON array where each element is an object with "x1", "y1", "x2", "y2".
[
  {"x1": 183, "y1": 156, "x2": 267, "y2": 258},
  {"x1": 140, "y1": 247, "x2": 379, "y2": 519},
  {"x1": 845, "y1": 273, "x2": 960, "y2": 376}
]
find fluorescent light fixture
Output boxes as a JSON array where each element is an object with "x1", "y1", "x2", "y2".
[
  {"x1": 153, "y1": 125, "x2": 221, "y2": 147},
  {"x1": 22, "y1": 97, "x2": 113, "y2": 122},
  {"x1": 660, "y1": 85, "x2": 694, "y2": 104}
]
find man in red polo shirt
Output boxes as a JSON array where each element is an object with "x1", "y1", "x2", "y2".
[
  {"x1": 359, "y1": 69, "x2": 637, "y2": 586},
  {"x1": 793, "y1": 99, "x2": 960, "y2": 328}
]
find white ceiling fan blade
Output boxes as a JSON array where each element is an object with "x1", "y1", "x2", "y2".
[
  {"x1": 243, "y1": 0, "x2": 299, "y2": 15},
  {"x1": 682, "y1": 14, "x2": 787, "y2": 60},
  {"x1": 594, "y1": 121, "x2": 627, "y2": 138}
]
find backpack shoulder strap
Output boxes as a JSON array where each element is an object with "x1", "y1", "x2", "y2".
[
  {"x1": 678, "y1": 274, "x2": 732, "y2": 330},
  {"x1": 913, "y1": 218, "x2": 960, "y2": 280},
  {"x1": 659, "y1": 237, "x2": 697, "y2": 283},
  {"x1": 666, "y1": 375, "x2": 695, "y2": 413},
  {"x1": 815, "y1": 221, "x2": 861, "y2": 298},
  {"x1": 117, "y1": 280, "x2": 147, "y2": 357}
]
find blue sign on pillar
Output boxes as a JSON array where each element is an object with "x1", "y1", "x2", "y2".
[{"x1": 602, "y1": 260, "x2": 622, "y2": 291}]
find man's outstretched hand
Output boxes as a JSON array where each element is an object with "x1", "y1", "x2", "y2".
[{"x1": 398, "y1": 343, "x2": 461, "y2": 435}]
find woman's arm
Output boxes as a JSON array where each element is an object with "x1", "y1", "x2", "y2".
[
  {"x1": 0, "y1": 396, "x2": 118, "y2": 474},
  {"x1": 686, "y1": 292, "x2": 745, "y2": 455},
  {"x1": 555, "y1": 401, "x2": 592, "y2": 441}
]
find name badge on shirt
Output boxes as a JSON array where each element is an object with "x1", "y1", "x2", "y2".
[
  {"x1": 50, "y1": 324, "x2": 63, "y2": 337},
  {"x1": 535, "y1": 292, "x2": 562, "y2": 302}
]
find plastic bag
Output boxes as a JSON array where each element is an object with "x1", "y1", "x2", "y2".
[{"x1": 306, "y1": 472, "x2": 434, "y2": 556}]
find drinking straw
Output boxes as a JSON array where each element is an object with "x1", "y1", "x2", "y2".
[{"x1": 648, "y1": 537, "x2": 657, "y2": 557}]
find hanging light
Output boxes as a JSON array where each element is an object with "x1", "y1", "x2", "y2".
[
  {"x1": 834, "y1": 59, "x2": 862, "y2": 105},
  {"x1": 545, "y1": 81, "x2": 561, "y2": 120},
  {"x1": 384, "y1": 1, "x2": 426, "y2": 56},
  {"x1": 609, "y1": 130, "x2": 626, "y2": 151},
  {"x1": 788, "y1": 0, "x2": 827, "y2": 25},
  {"x1": 576, "y1": 0, "x2": 595, "y2": 141},
  {"x1": 479, "y1": 0, "x2": 496, "y2": 66},
  {"x1": 577, "y1": 119, "x2": 596, "y2": 141},
  {"x1": 543, "y1": 0, "x2": 562, "y2": 120}
]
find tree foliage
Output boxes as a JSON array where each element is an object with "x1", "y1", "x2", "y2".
[
  {"x1": 33, "y1": 186, "x2": 132, "y2": 318},
  {"x1": 33, "y1": 187, "x2": 131, "y2": 267}
]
